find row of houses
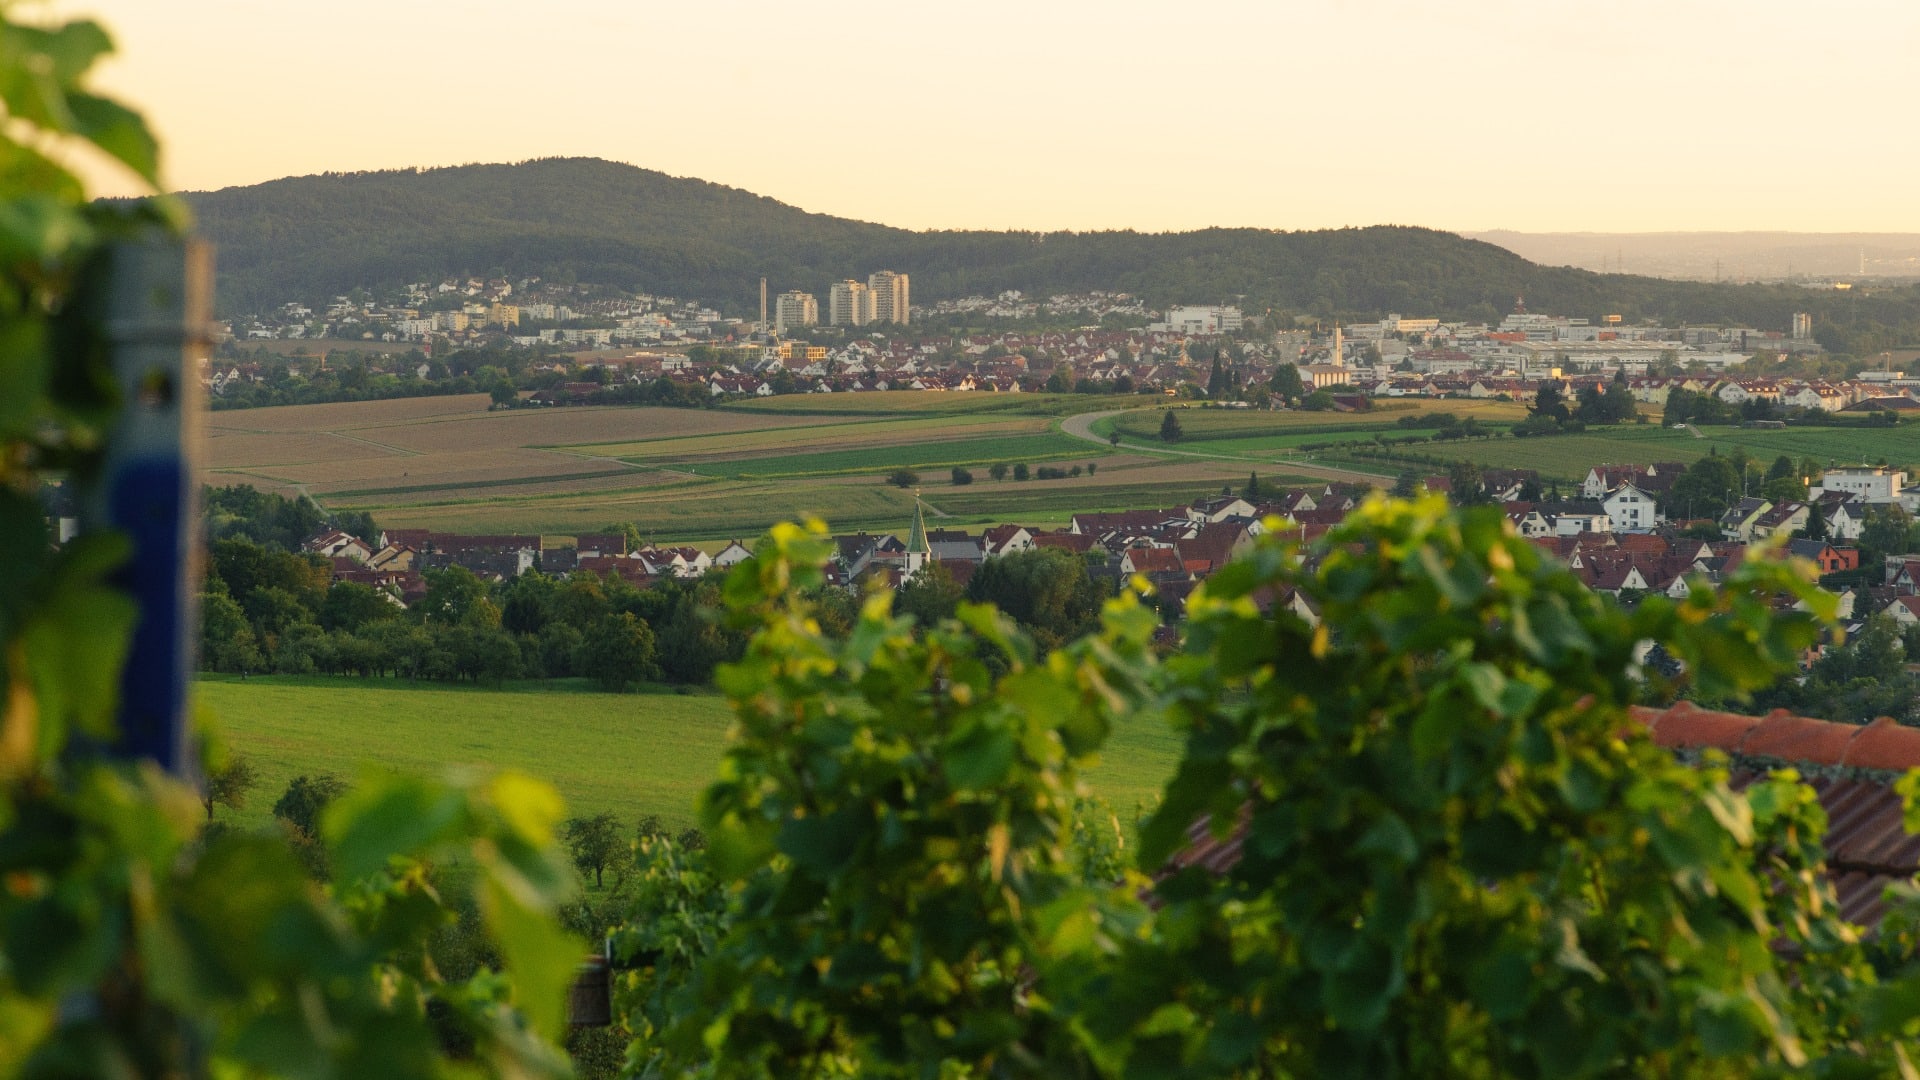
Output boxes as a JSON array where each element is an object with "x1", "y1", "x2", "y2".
[
  {"x1": 300, "y1": 527, "x2": 756, "y2": 605},
  {"x1": 302, "y1": 454, "x2": 1912, "y2": 635}
]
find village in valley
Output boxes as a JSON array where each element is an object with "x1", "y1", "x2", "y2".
[
  {"x1": 199, "y1": 271, "x2": 1920, "y2": 419},
  {"x1": 296, "y1": 456, "x2": 1913, "y2": 645}
]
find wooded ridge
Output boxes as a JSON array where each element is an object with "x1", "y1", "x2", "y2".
[{"x1": 182, "y1": 158, "x2": 1920, "y2": 352}]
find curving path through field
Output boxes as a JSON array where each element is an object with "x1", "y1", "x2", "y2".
[{"x1": 1059, "y1": 409, "x2": 1395, "y2": 488}]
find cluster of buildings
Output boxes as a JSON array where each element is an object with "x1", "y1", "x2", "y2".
[
  {"x1": 298, "y1": 462, "x2": 1913, "y2": 642},
  {"x1": 774, "y1": 271, "x2": 911, "y2": 331},
  {"x1": 920, "y1": 290, "x2": 1152, "y2": 322},
  {"x1": 301, "y1": 527, "x2": 757, "y2": 606},
  {"x1": 225, "y1": 276, "x2": 742, "y2": 350}
]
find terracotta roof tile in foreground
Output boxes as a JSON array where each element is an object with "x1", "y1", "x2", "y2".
[
  {"x1": 1839, "y1": 718, "x2": 1920, "y2": 772},
  {"x1": 1637, "y1": 701, "x2": 1759, "y2": 753}
]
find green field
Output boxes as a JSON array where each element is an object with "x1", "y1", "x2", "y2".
[
  {"x1": 198, "y1": 676, "x2": 1184, "y2": 832},
  {"x1": 672, "y1": 433, "x2": 1105, "y2": 479},
  {"x1": 1314, "y1": 422, "x2": 1920, "y2": 484},
  {"x1": 1103, "y1": 399, "x2": 1529, "y2": 444}
]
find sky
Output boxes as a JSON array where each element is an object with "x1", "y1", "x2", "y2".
[{"x1": 59, "y1": 0, "x2": 1920, "y2": 234}]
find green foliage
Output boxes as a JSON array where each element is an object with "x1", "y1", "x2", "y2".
[
  {"x1": 201, "y1": 749, "x2": 259, "y2": 821},
  {"x1": 1533, "y1": 380, "x2": 1571, "y2": 422},
  {"x1": 963, "y1": 547, "x2": 1107, "y2": 652},
  {"x1": 204, "y1": 483, "x2": 327, "y2": 549},
  {"x1": 602, "y1": 498, "x2": 1920, "y2": 1076},
  {"x1": 272, "y1": 771, "x2": 349, "y2": 838},
  {"x1": 565, "y1": 810, "x2": 627, "y2": 888},
  {"x1": 896, "y1": 559, "x2": 962, "y2": 627},
  {"x1": 1104, "y1": 497, "x2": 1858, "y2": 1076},
  {"x1": 1861, "y1": 503, "x2": 1916, "y2": 567},
  {"x1": 1446, "y1": 459, "x2": 1489, "y2": 506},
  {"x1": 0, "y1": 13, "x2": 584, "y2": 1075},
  {"x1": 1750, "y1": 614, "x2": 1917, "y2": 725},
  {"x1": 577, "y1": 611, "x2": 660, "y2": 692},
  {"x1": 1667, "y1": 453, "x2": 1742, "y2": 522},
  {"x1": 1270, "y1": 362, "x2": 1304, "y2": 403},
  {"x1": 1159, "y1": 409, "x2": 1183, "y2": 442},
  {"x1": 608, "y1": 831, "x2": 732, "y2": 1076},
  {"x1": 654, "y1": 521, "x2": 1159, "y2": 1076},
  {"x1": 886, "y1": 467, "x2": 919, "y2": 489},
  {"x1": 1573, "y1": 372, "x2": 1638, "y2": 424}
]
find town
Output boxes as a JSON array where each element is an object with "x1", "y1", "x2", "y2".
[{"x1": 203, "y1": 271, "x2": 1920, "y2": 419}]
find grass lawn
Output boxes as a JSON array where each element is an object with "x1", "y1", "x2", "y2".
[{"x1": 198, "y1": 675, "x2": 1184, "y2": 834}]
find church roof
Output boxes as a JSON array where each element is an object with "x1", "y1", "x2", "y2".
[{"x1": 906, "y1": 497, "x2": 931, "y2": 556}]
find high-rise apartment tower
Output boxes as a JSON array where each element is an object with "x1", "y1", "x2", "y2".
[
  {"x1": 774, "y1": 290, "x2": 819, "y2": 333},
  {"x1": 829, "y1": 280, "x2": 874, "y2": 326},
  {"x1": 868, "y1": 270, "x2": 910, "y2": 325}
]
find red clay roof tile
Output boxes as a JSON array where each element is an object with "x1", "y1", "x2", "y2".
[
  {"x1": 1739, "y1": 711, "x2": 1860, "y2": 766},
  {"x1": 1642, "y1": 701, "x2": 1759, "y2": 752},
  {"x1": 1840, "y1": 717, "x2": 1920, "y2": 772}
]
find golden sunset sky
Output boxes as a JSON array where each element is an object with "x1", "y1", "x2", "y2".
[{"x1": 64, "y1": 0, "x2": 1920, "y2": 233}]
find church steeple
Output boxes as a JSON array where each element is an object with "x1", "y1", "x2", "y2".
[
  {"x1": 904, "y1": 495, "x2": 931, "y2": 581},
  {"x1": 907, "y1": 495, "x2": 930, "y2": 555}
]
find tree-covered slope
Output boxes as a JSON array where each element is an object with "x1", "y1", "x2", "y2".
[{"x1": 182, "y1": 157, "x2": 1920, "y2": 352}]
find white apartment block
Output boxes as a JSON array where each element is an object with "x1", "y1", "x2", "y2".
[
  {"x1": 1162, "y1": 305, "x2": 1243, "y2": 335},
  {"x1": 868, "y1": 270, "x2": 910, "y2": 325},
  {"x1": 829, "y1": 280, "x2": 874, "y2": 326},
  {"x1": 774, "y1": 290, "x2": 819, "y2": 333},
  {"x1": 1818, "y1": 467, "x2": 1903, "y2": 503}
]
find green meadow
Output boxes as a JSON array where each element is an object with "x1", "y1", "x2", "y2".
[
  {"x1": 1315, "y1": 422, "x2": 1920, "y2": 485},
  {"x1": 197, "y1": 676, "x2": 1184, "y2": 833}
]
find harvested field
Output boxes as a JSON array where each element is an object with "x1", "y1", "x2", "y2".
[
  {"x1": 203, "y1": 397, "x2": 846, "y2": 504},
  {"x1": 203, "y1": 395, "x2": 1342, "y2": 541},
  {"x1": 729, "y1": 391, "x2": 1143, "y2": 417},
  {"x1": 207, "y1": 394, "x2": 495, "y2": 433},
  {"x1": 576, "y1": 416, "x2": 1047, "y2": 462}
]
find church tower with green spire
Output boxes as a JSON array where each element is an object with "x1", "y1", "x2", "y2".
[{"x1": 904, "y1": 495, "x2": 931, "y2": 582}]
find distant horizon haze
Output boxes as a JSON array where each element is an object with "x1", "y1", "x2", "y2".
[{"x1": 60, "y1": 0, "x2": 1920, "y2": 235}]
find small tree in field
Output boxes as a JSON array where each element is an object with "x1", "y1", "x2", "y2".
[
  {"x1": 950, "y1": 466, "x2": 973, "y2": 486},
  {"x1": 1012, "y1": 463, "x2": 1030, "y2": 481},
  {"x1": 565, "y1": 811, "x2": 626, "y2": 888},
  {"x1": 202, "y1": 752, "x2": 260, "y2": 822},
  {"x1": 1159, "y1": 410, "x2": 1183, "y2": 442},
  {"x1": 272, "y1": 773, "x2": 348, "y2": 838},
  {"x1": 887, "y1": 468, "x2": 919, "y2": 488},
  {"x1": 989, "y1": 463, "x2": 1008, "y2": 481}
]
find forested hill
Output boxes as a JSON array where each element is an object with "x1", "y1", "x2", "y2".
[{"x1": 182, "y1": 158, "x2": 1920, "y2": 351}]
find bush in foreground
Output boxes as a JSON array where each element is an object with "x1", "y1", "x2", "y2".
[{"x1": 606, "y1": 500, "x2": 1920, "y2": 1078}]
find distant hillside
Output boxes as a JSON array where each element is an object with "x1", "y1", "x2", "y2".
[
  {"x1": 1469, "y1": 230, "x2": 1920, "y2": 282},
  {"x1": 181, "y1": 158, "x2": 1920, "y2": 353}
]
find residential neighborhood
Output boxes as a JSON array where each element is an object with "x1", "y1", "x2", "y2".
[
  {"x1": 284, "y1": 458, "x2": 1920, "y2": 659},
  {"x1": 201, "y1": 278, "x2": 1920, "y2": 416}
]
